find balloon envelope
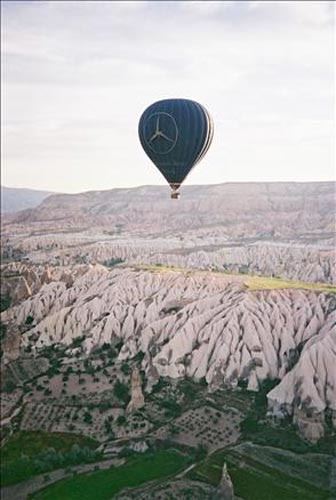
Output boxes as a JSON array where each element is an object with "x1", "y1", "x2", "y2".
[{"x1": 138, "y1": 98, "x2": 214, "y2": 191}]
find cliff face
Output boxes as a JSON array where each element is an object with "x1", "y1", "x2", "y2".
[{"x1": 2, "y1": 265, "x2": 335, "y2": 439}]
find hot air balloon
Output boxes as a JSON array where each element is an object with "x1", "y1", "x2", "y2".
[{"x1": 138, "y1": 98, "x2": 214, "y2": 199}]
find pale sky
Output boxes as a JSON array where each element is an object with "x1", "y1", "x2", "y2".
[{"x1": 1, "y1": 0, "x2": 335, "y2": 193}]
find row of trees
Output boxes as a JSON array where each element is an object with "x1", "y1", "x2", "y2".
[{"x1": 2, "y1": 444, "x2": 102, "y2": 486}]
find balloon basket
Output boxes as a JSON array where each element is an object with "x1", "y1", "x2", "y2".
[{"x1": 171, "y1": 191, "x2": 180, "y2": 200}]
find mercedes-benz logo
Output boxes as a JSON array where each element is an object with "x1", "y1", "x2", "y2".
[{"x1": 144, "y1": 112, "x2": 178, "y2": 154}]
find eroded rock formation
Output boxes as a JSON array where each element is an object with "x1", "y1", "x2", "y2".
[
  {"x1": 127, "y1": 368, "x2": 145, "y2": 413},
  {"x1": 1, "y1": 265, "x2": 335, "y2": 440},
  {"x1": 2, "y1": 182, "x2": 335, "y2": 285},
  {"x1": 211, "y1": 462, "x2": 234, "y2": 500}
]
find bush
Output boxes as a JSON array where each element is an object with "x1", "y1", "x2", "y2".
[
  {"x1": 0, "y1": 322, "x2": 7, "y2": 340},
  {"x1": 119, "y1": 447, "x2": 134, "y2": 458},
  {"x1": 84, "y1": 359, "x2": 95, "y2": 375},
  {"x1": 25, "y1": 315, "x2": 34, "y2": 325},
  {"x1": 178, "y1": 380, "x2": 198, "y2": 401},
  {"x1": 3, "y1": 380, "x2": 16, "y2": 393},
  {"x1": 98, "y1": 401, "x2": 112, "y2": 413},
  {"x1": 161, "y1": 400, "x2": 182, "y2": 417},
  {"x1": 116, "y1": 415, "x2": 126, "y2": 426},
  {"x1": 113, "y1": 381, "x2": 129, "y2": 404},
  {"x1": 134, "y1": 352, "x2": 145, "y2": 363},
  {"x1": 105, "y1": 258, "x2": 124, "y2": 267},
  {"x1": 83, "y1": 412, "x2": 92, "y2": 424},
  {"x1": 0, "y1": 295, "x2": 11, "y2": 312},
  {"x1": 115, "y1": 341, "x2": 123, "y2": 352},
  {"x1": 121, "y1": 363, "x2": 131, "y2": 375},
  {"x1": 71, "y1": 336, "x2": 85, "y2": 348},
  {"x1": 240, "y1": 418, "x2": 259, "y2": 433},
  {"x1": 104, "y1": 420, "x2": 112, "y2": 434},
  {"x1": 107, "y1": 348, "x2": 117, "y2": 359},
  {"x1": 168, "y1": 423, "x2": 179, "y2": 435},
  {"x1": 152, "y1": 378, "x2": 169, "y2": 394},
  {"x1": 195, "y1": 444, "x2": 208, "y2": 460}
]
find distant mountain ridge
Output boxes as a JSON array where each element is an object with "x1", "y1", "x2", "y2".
[
  {"x1": 1, "y1": 186, "x2": 57, "y2": 213},
  {"x1": 11, "y1": 181, "x2": 335, "y2": 245}
]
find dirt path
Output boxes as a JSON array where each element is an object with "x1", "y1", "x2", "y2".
[{"x1": 1, "y1": 406, "x2": 22, "y2": 428}]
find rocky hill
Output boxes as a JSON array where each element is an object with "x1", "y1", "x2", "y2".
[
  {"x1": 8, "y1": 182, "x2": 335, "y2": 241},
  {"x1": 2, "y1": 182, "x2": 335, "y2": 284}
]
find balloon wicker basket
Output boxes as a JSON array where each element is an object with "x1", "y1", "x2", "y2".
[{"x1": 171, "y1": 191, "x2": 180, "y2": 200}]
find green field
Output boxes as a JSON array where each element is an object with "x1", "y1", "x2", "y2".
[
  {"x1": 188, "y1": 445, "x2": 333, "y2": 500},
  {"x1": 136, "y1": 264, "x2": 336, "y2": 293},
  {"x1": 2, "y1": 431, "x2": 98, "y2": 462},
  {"x1": 1, "y1": 431, "x2": 99, "y2": 486},
  {"x1": 31, "y1": 449, "x2": 189, "y2": 500}
]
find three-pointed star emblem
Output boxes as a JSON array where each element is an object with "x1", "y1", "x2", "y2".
[
  {"x1": 149, "y1": 116, "x2": 175, "y2": 144},
  {"x1": 145, "y1": 112, "x2": 178, "y2": 154}
]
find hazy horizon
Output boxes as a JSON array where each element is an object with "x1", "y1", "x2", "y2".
[
  {"x1": 2, "y1": 1, "x2": 335, "y2": 193},
  {"x1": 2, "y1": 178, "x2": 335, "y2": 197}
]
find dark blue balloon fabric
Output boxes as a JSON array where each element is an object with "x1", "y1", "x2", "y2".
[{"x1": 138, "y1": 99, "x2": 214, "y2": 187}]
